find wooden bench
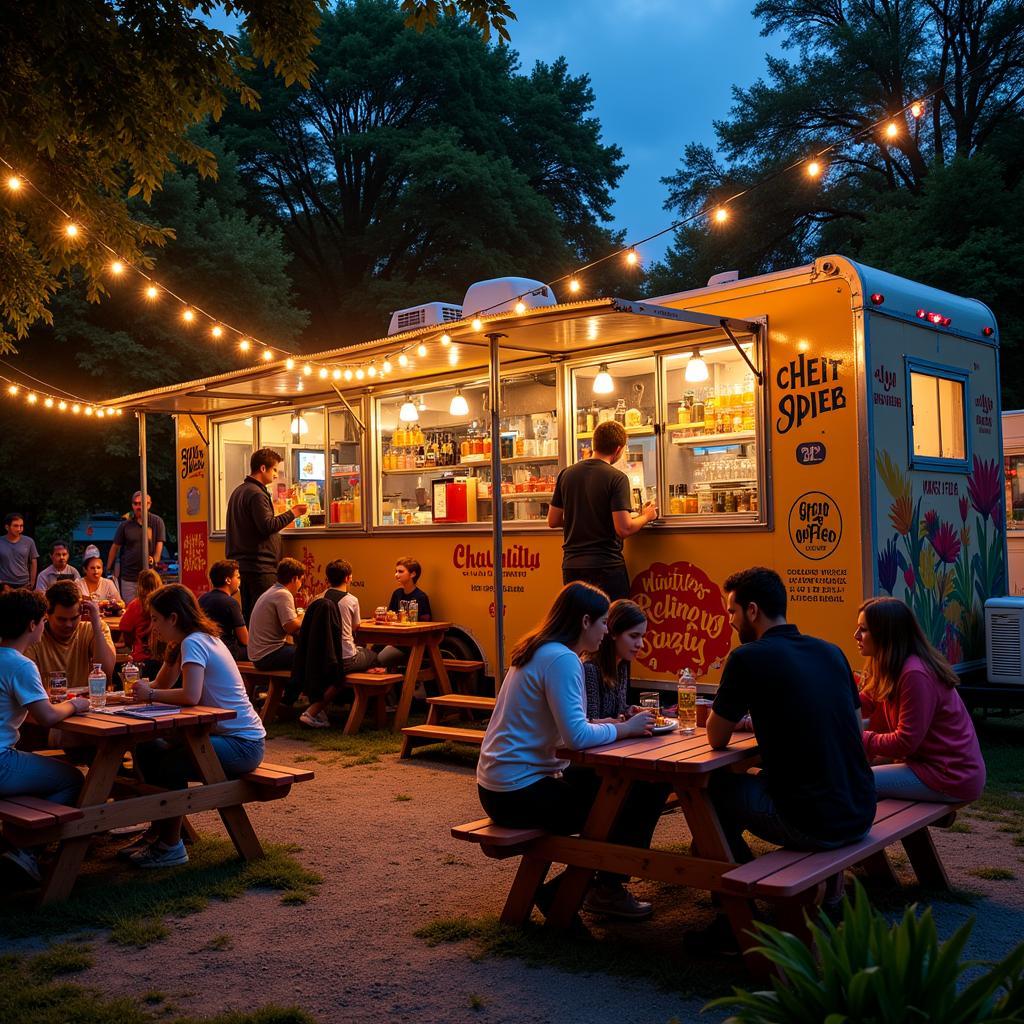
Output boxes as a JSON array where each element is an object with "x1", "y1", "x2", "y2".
[
  {"x1": 343, "y1": 672, "x2": 404, "y2": 734},
  {"x1": 400, "y1": 693, "x2": 493, "y2": 758},
  {"x1": 236, "y1": 662, "x2": 293, "y2": 724},
  {"x1": 719, "y1": 797, "x2": 961, "y2": 933}
]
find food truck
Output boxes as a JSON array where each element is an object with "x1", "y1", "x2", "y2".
[{"x1": 104, "y1": 255, "x2": 1005, "y2": 691}]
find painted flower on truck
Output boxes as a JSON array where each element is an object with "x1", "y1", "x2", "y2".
[
  {"x1": 629, "y1": 560, "x2": 732, "y2": 677},
  {"x1": 875, "y1": 450, "x2": 1004, "y2": 663}
]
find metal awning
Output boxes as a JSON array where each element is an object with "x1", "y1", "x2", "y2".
[{"x1": 98, "y1": 298, "x2": 762, "y2": 415}]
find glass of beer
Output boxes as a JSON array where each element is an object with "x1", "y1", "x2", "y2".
[
  {"x1": 638, "y1": 691, "x2": 661, "y2": 725},
  {"x1": 49, "y1": 671, "x2": 68, "y2": 704}
]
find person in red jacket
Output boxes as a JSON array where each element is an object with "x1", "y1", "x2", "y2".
[{"x1": 855, "y1": 597, "x2": 985, "y2": 803}]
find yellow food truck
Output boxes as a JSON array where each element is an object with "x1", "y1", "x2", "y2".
[{"x1": 104, "y1": 255, "x2": 1005, "y2": 692}]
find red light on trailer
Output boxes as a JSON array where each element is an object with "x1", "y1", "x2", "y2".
[
  {"x1": 916, "y1": 309, "x2": 927, "y2": 319},
  {"x1": 983, "y1": 326, "x2": 994, "y2": 337},
  {"x1": 942, "y1": 317, "x2": 952, "y2": 327},
  {"x1": 870, "y1": 293, "x2": 885, "y2": 304}
]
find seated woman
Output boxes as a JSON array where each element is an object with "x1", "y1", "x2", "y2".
[
  {"x1": 127, "y1": 585, "x2": 265, "y2": 868},
  {"x1": 855, "y1": 597, "x2": 985, "y2": 803},
  {"x1": 0, "y1": 589, "x2": 89, "y2": 881},
  {"x1": 477, "y1": 582, "x2": 659, "y2": 920},
  {"x1": 117, "y1": 568, "x2": 164, "y2": 679},
  {"x1": 77, "y1": 556, "x2": 121, "y2": 606}
]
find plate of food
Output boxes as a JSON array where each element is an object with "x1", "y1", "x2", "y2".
[{"x1": 651, "y1": 718, "x2": 678, "y2": 734}]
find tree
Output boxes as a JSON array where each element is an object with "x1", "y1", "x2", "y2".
[
  {"x1": 0, "y1": 0, "x2": 517, "y2": 350},
  {"x1": 647, "y1": 0, "x2": 1024, "y2": 299},
  {"x1": 214, "y1": 0, "x2": 628, "y2": 341},
  {"x1": 0, "y1": 128, "x2": 308, "y2": 549}
]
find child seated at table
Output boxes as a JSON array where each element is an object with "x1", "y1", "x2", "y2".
[
  {"x1": 0, "y1": 589, "x2": 89, "y2": 881},
  {"x1": 117, "y1": 568, "x2": 164, "y2": 680},
  {"x1": 377, "y1": 557, "x2": 432, "y2": 671},
  {"x1": 477, "y1": 582, "x2": 660, "y2": 920},
  {"x1": 127, "y1": 584, "x2": 265, "y2": 868}
]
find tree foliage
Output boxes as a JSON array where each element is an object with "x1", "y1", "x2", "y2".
[
  {"x1": 214, "y1": 0, "x2": 628, "y2": 341},
  {"x1": 647, "y1": 0, "x2": 1024, "y2": 315},
  {"x1": 0, "y1": 0, "x2": 517, "y2": 351}
]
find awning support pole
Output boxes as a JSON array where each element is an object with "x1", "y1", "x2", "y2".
[
  {"x1": 720, "y1": 319, "x2": 763, "y2": 385},
  {"x1": 138, "y1": 411, "x2": 149, "y2": 572},
  {"x1": 487, "y1": 332, "x2": 507, "y2": 680}
]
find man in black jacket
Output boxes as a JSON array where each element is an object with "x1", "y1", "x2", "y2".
[{"x1": 226, "y1": 448, "x2": 306, "y2": 620}]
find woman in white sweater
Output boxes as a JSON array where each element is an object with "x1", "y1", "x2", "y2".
[{"x1": 477, "y1": 582, "x2": 661, "y2": 919}]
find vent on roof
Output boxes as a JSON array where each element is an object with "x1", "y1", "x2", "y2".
[
  {"x1": 388, "y1": 301, "x2": 463, "y2": 336},
  {"x1": 707, "y1": 271, "x2": 740, "y2": 287}
]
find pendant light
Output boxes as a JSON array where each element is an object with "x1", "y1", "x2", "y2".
[
  {"x1": 399, "y1": 395, "x2": 419, "y2": 422},
  {"x1": 592, "y1": 363, "x2": 614, "y2": 395},
  {"x1": 685, "y1": 351, "x2": 709, "y2": 383},
  {"x1": 449, "y1": 388, "x2": 469, "y2": 416},
  {"x1": 290, "y1": 416, "x2": 309, "y2": 436}
]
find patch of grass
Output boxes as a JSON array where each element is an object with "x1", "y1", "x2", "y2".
[
  {"x1": 202, "y1": 934, "x2": 233, "y2": 952},
  {"x1": 414, "y1": 914, "x2": 741, "y2": 998},
  {"x1": 0, "y1": 835, "x2": 321, "y2": 947},
  {"x1": 969, "y1": 866, "x2": 1017, "y2": 881},
  {"x1": 441, "y1": 854, "x2": 469, "y2": 866},
  {"x1": 975, "y1": 716, "x2": 1024, "y2": 826},
  {"x1": 291, "y1": 754, "x2": 318, "y2": 763},
  {"x1": 468, "y1": 993, "x2": 487, "y2": 1011},
  {"x1": 110, "y1": 916, "x2": 171, "y2": 947},
  {"x1": 394, "y1": 793, "x2": 412, "y2": 802},
  {"x1": 266, "y1": 719, "x2": 412, "y2": 765},
  {"x1": 946, "y1": 821, "x2": 973, "y2": 834},
  {"x1": 0, "y1": 946, "x2": 316, "y2": 1024}
]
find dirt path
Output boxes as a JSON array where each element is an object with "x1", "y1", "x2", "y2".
[{"x1": 13, "y1": 736, "x2": 1024, "y2": 1024}]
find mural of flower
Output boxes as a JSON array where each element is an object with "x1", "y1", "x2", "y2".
[
  {"x1": 960, "y1": 525, "x2": 971, "y2": 548},
  {"x1": 959, "y1": 495, "x2": 969, "y2": 523},
  {"x1": 890, "y1": 494, "x2": 914, "y2": 536},
  {"x1": 931, "y1": 521, "x2": 961, "y2": 564},
  {"x1": 919, "y1": 548, "x2": 937, "y2": 590},
  {"x1": 968, "y1": 455, "x2": 1002, "y2": 522},
  {"x1": 944, "y1": 624, "x2": 963, "y2": 666},
  {"x1": 944, "y1": 599, "x2": 963, "y2": 624},
  {"x1": 877, "y1": 537, "x2": 899, "y2": 594},
  {"x1": 920, "y1": 510, "x2": 940, "y2": 540},
  {"x1": 904, "y1": 567, "x2": 916, "y2": 591}
]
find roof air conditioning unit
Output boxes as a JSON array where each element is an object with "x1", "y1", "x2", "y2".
[
  {"x1": 985, "y1": 597, "x2": 1024, "y2": 685},
  {"x1": 387, "y1": 301, "x2": 463, "y2": 336},
  {"x1": 707, "y1": 271, "x2": 740, "y2": 288},
  {"x1": 462, "y1": 277, "x2": 557, "y2": 317}
]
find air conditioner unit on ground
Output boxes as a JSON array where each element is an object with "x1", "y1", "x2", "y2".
[
  {"x1": 985, "y1": 597, "x2": 1024, "y2": 685},
  {"x1": 387, "y1": 301, "x2": 463, "y2": 336}
]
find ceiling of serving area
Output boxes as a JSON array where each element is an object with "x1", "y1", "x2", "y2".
[{"x1": 100, "y1": 298, "x2": 760, "y2": 416}]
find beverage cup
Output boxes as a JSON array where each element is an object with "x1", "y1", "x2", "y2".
[
  {"x1": 374, "y1": 606, "x2": 387, "y2": 624},
  {"x1": 677, "y1": 681, "x2": 697, "y2": 735},
  {"x1": 638, "y1": 691, "x2": 660, "y2": 724},
  {"x1": 89, "y1": 673, "x2": 107, "y2": 710},
  {"x1": 696, "y1": 698, "x2": 713, "y2": 728},
  {"x1": 49, "y1": 672, "x2": 67, "y2": 704}
]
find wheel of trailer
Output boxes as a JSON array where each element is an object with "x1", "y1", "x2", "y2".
[{"x1": 440, "y1": 628, "x2": 487, "y2": 695}]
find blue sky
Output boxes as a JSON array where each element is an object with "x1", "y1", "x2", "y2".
[{"x1": 209, "y1": 1, "x2": 784, "y2": 261}]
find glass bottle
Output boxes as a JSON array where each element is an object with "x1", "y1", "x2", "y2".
[
  {"x1": 614, "y1": 398, "x2": 627, "y2": 425},
  {"x1": 88, "y1": 662, "x2": 107, "y2": 710}
]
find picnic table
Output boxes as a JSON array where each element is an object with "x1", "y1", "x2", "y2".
[
  {"x1": 356, "y1": 620, "x2": 453, "y2": 731},
  {"x1": 5, "y1": 703, "x2": 299, "y2": 904}
]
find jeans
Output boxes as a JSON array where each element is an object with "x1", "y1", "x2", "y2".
[
  {"x1": 375, "y1": 646, "x2": 406, "y2": 670},
  {"x1": 0, "y1": 747, "x2": 83, "y2": 805},
  {"x1": 709, "y1": 770, "x2": 865, "y2": 863},
  {"x1": 872, "y1": 763, "x2": 959, "y2": 802},
  {"x1": 134, "y1": 734, "x2": 265, "y2": 791},
  {"x1": 343, "y1": 647, "x2": 379, "y2": 673},
  {"x1": 563, "y1": 565, "x2": 631, "y2": 602},
  {"x1": 119, "y1": 579, "x2": 138, "y2": 602},
  {"x1": 240, "y1": 572, "x2": 277, "y2": 623},
  {"x1": 479, "y1": 765, "x2": 669, "y2": 884},
  {"x1": 254, "y1": 645, "x2": 295, "y2": 672}
]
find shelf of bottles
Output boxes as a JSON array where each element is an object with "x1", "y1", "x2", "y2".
[{"x1": 574, "y1": 397, "x2": 655, "y2": 459}]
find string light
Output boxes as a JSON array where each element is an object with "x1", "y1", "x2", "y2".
[
  {"x1": 144, "y1": 285, "x2": 159, "y2": 300},
  {"x1": 6, "y1": 175, "x2": 21, "y2": 191},
  {"x1": 72, "y1": 404, "x2": 80, "y2": 414},
  {"x1": 398, "y1": 353, "x2": 409, "y2": 367},
  {"x1": 514, "y1": 301, "x2": 526, "y2": 314},
  {"x1": 7, "y1": 385, "x2": 17, "y2": 396},
  {"x1": 64, "y1": 223, "x2": 78, "y2": 238},
  {"x1": 58, "y1": 400, "x2": 67, "y2": 411},
  {"x1": 303, "y1": 364, "x2": 312, "y2": 376},
  {"x1": 261, "y1": 349, "x2": 273, "y2": 362},
  {"x1": 343, "y1": 368, "x2": 353, "y2": 381},
  {"x1": 885, "y1": 121, "x2": 899, "y2": 139},
  {"x1": 440, "y1": 333, "x2": 451, "y2": 347},
  {"x1": 625, "y1": 248, "x2": 639, "y2": 266},
  {"x1": 713, "y1": 207, "x2": 729, "y2": 224},
  {"x1": 318, "y1": 367, "x2": 329, "y2": 380},
  {"x1": 355, "y1": 367, "x2": 365, "y2": 380},
  {"x1": 416, "y1": 343, "x2": 427, "y2": 357},
  {"x1": 332, "y1": 368, "x2": 342, "y2": 381},
  {"x1": 285, "y1": 358, "x2": 295, "y2": 370},
  {"x1": 84, "y1": 406, "x2": 93, "y2": 416},
  {"x1": 181, "y1": 308, "x2": 194, "y2": 323},
  {"x1": 239, "y1": 338, "x2": 251, "y2": 353},
  {"x1": 367, "y1": 363, "x2": 377, "y2": 378},
  {"x1": 211, "y1": 325, "x2": 223, "y2": 339},
  {"x1": 910, "y1": 101, "x2": 924, "y2": 118},
  {"x1": 109, "y1": 260, "x2": 125, "y2": 275},
  {"x1": 44, "y1": 397, "x2": 53, "y2": 408},
  {"x1": 471, "y1": 318, "x2": 482, "y2": 332},
  {"x1": 569, "y1": 278, "x2": 581, "y2": 294},
  {"x1": 806, "y1": 161, "x2": 822, "y2": 178},
  {"x1": 382, "y1": 359, "x2": 393, "y2": 374}
]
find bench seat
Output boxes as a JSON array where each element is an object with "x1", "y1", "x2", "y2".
[
  {"x1": 452, "y1": 817, "x2": 546, "y2": 858},
  {"x1": 400, "y1": 723, "x2": 486, "y2": 758},
  {"x1": 720, "y1": 798, "x2": 961, "y2": 900},
  {"x1": 342, "y1": 673, "x2": 404, "y2": 735},
  {"x1": 0, "y1": 796, "x2": 83, "y2": 831},
  {"x1": 236, "y1": 662, "x2": 293, "y2": 724}
]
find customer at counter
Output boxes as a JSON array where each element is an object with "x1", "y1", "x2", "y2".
[{"x1": 547, "y1": 421, "x2": 657, "y2": 601}]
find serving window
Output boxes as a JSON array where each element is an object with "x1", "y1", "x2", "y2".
[
  {"x1": 908, "y1": 362, "x2": 967, "y2": 468},
  {"x1": 376, "y1": 373, "x2": 561, "y2": 527},
  {"x1": 211, "y1": 401, "x2": 364, "y2": 531}
]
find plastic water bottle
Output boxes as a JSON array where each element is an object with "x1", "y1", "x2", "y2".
[
  {"x1": 677, "y1": 669, "x2": 697, "y2": 735},
  {"x1": 88, "y1": 662, "x2": 107, "y2": 710},
  {"x1": 122, "y1": 658, "x2": 140, "y2": 700}
]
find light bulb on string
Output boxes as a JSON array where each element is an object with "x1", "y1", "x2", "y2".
[
  {"x1": 343, "y1": 368, "x2": 353, "y2": 382},
  {"x1": 398, "y1": 352, "x2": 409, "y2": 367},
  {"x1": 318, "y1": 367, "x2": 329, "y2": 380},
  {"x1": 806, "y1": 161, "x2": 822, "y2": 178},
  {"x1": 625, "y1": 248, "x2": 639, "y2": 266},
  {"x1": 27, "y1": 393, "x2": 38, "y2": 405},
  {"x1": 72, "y1": 403, "x2": 80, "y2": 414},
  {"x1": 368, "y1": 363, "x2": 377, "y2": 378},
  {"x1": 417, "y1": 395, "x2": 427, "y2": 412},
  {"x1": 145, "y1": 285, "x2": 159, "y2": 300},
  {"x1": 382, "y1": 359, "x2": 392, "y2": 374},
  {"x1": 64, "y1": 223, "x2": 79, "y2": 238},
  {"x1": 910, "y1": 101, "x2": 924, "y2": 118},
  {"x1": 261, "y1": 349, "x2": 273, "y2": 362},
  {"x1": 399, "y1": 395, "x2": 419, "y2": 422},
  {"x1": 110, "y1": 261, "x2": 125, "y2": 275},
  {"x1": 58, "y1": 400, "x2": 67, "y2": 411},
  {"x1": 416, "y1": 343, "x2": 427, "y2": 357},
  {"x1": 471, "y1": 318, "x2": 482, "y2": 332},
  {"x1": 885, "y1": 121, "x2": 899, "y2": 139},
  {"x1": 355, "y1": 367, "x2": 365, "y2": 381},
  {"x1": 592, "y1": 363, "x2": 614, "y2": 395},
  {"x1": 239, "y1": 338, "x2": 251, "y2": 353},
  {"x1": 211, "y1": 325, "x2": 223, "y2": 339},
  {"x1": 96, "y1": 409, "x2": 105, "y2": 419},
  {"x1": 6, "y1": 175, "x2": 21, "y2": 191},
  {"x1": 568, "y1": 278, "x2": 581, "y2": 294},
  {"x1": 514, "y1": 301, "x2": 526, "y2": 314},
  {"x1": 332, "y1": 368, "x2": 342, "y2": 381},
  {"x1": 6, "y1": 385, "x2": 17, "y2": 396},
  {"x1": 302, "y1": 364, "x2": 312, "y2": 376},
  {"x1": 285, "y1": 358, "x2": 295, "y2": 371},
  {"x1": 44, "y1": 397, "x2": 53, "y2": 408},
  {"x1": 182, "y1": 308, "x2": 195, "y2": 323},
  {"x1": 713, "y1": 206, "x2": 729, "y2": 224},
  {"x1": 440, "y1": 333, "x2": 451, "y2": 347},
  {"x1": 685, "y1": 351, "x2": 709, "y2": 383},
  {"x1": 450, "y1": 388, "x2": 469, "y2": 416}
]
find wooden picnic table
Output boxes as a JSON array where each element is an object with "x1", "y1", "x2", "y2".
[
  {"x1": 530, "y1": 728, "x2": 764, "y2": 965},
  {"x1": 355, "y1": 620, "x2": 453, "y2": 731},
  {"x1": 33, "y1": 703, "x2": 266, "y2": 904}
]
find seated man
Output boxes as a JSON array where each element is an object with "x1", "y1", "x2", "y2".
[
  {"x1": 377, "y1": 557, "x2": 432, "y2": 671},
  {"x1": 319, "y1": 559, "x2": 380, "y2": 674},
  {"x1": 35, "y1": 541, "x2": 81, "y2": 591},
  {"x1": 25, "y1": 581, "x2": 116, "y2": 694},
  {"x1": 199, "y1": 559, "x2": 249, "y2": 661},
  {"x1": 247, "y1": 557, "x2": 304, "y2": 672},
  {"x1": 705, "y1": 566, "x2": 876, "y2": 922}
]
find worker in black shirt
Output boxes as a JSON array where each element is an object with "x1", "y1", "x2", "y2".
[{"x1": 547, "y1": 421, "x2": 657, "y2": 601}]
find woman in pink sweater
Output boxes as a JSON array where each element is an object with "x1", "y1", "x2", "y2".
[{"x1": 855, "y1": 597, "x2": 985, "y2": 803}]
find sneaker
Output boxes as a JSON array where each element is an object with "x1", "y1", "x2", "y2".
[
  {"x1": 130, "y1": 840, "x2": 189, "y2": 869},
  {"x1": 582, "y1": 882, "x2": 653, "y2": 920},
  {"x1": 2, "y1": 847, "x2": 41, "y2": 882},
  {"x1": 116, "y1": 834, "x2": 154, "y2": 861},
  {"x1": 299, "y1": 710, "x2": 330, "y2": 728},
  {"x1": 682, "y1": 913, "x2": 740, "y2": 956}
]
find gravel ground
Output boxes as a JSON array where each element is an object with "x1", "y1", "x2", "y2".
[{"x1": 7, "y1": 734, "x2": 1024, "y2": 1024}]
